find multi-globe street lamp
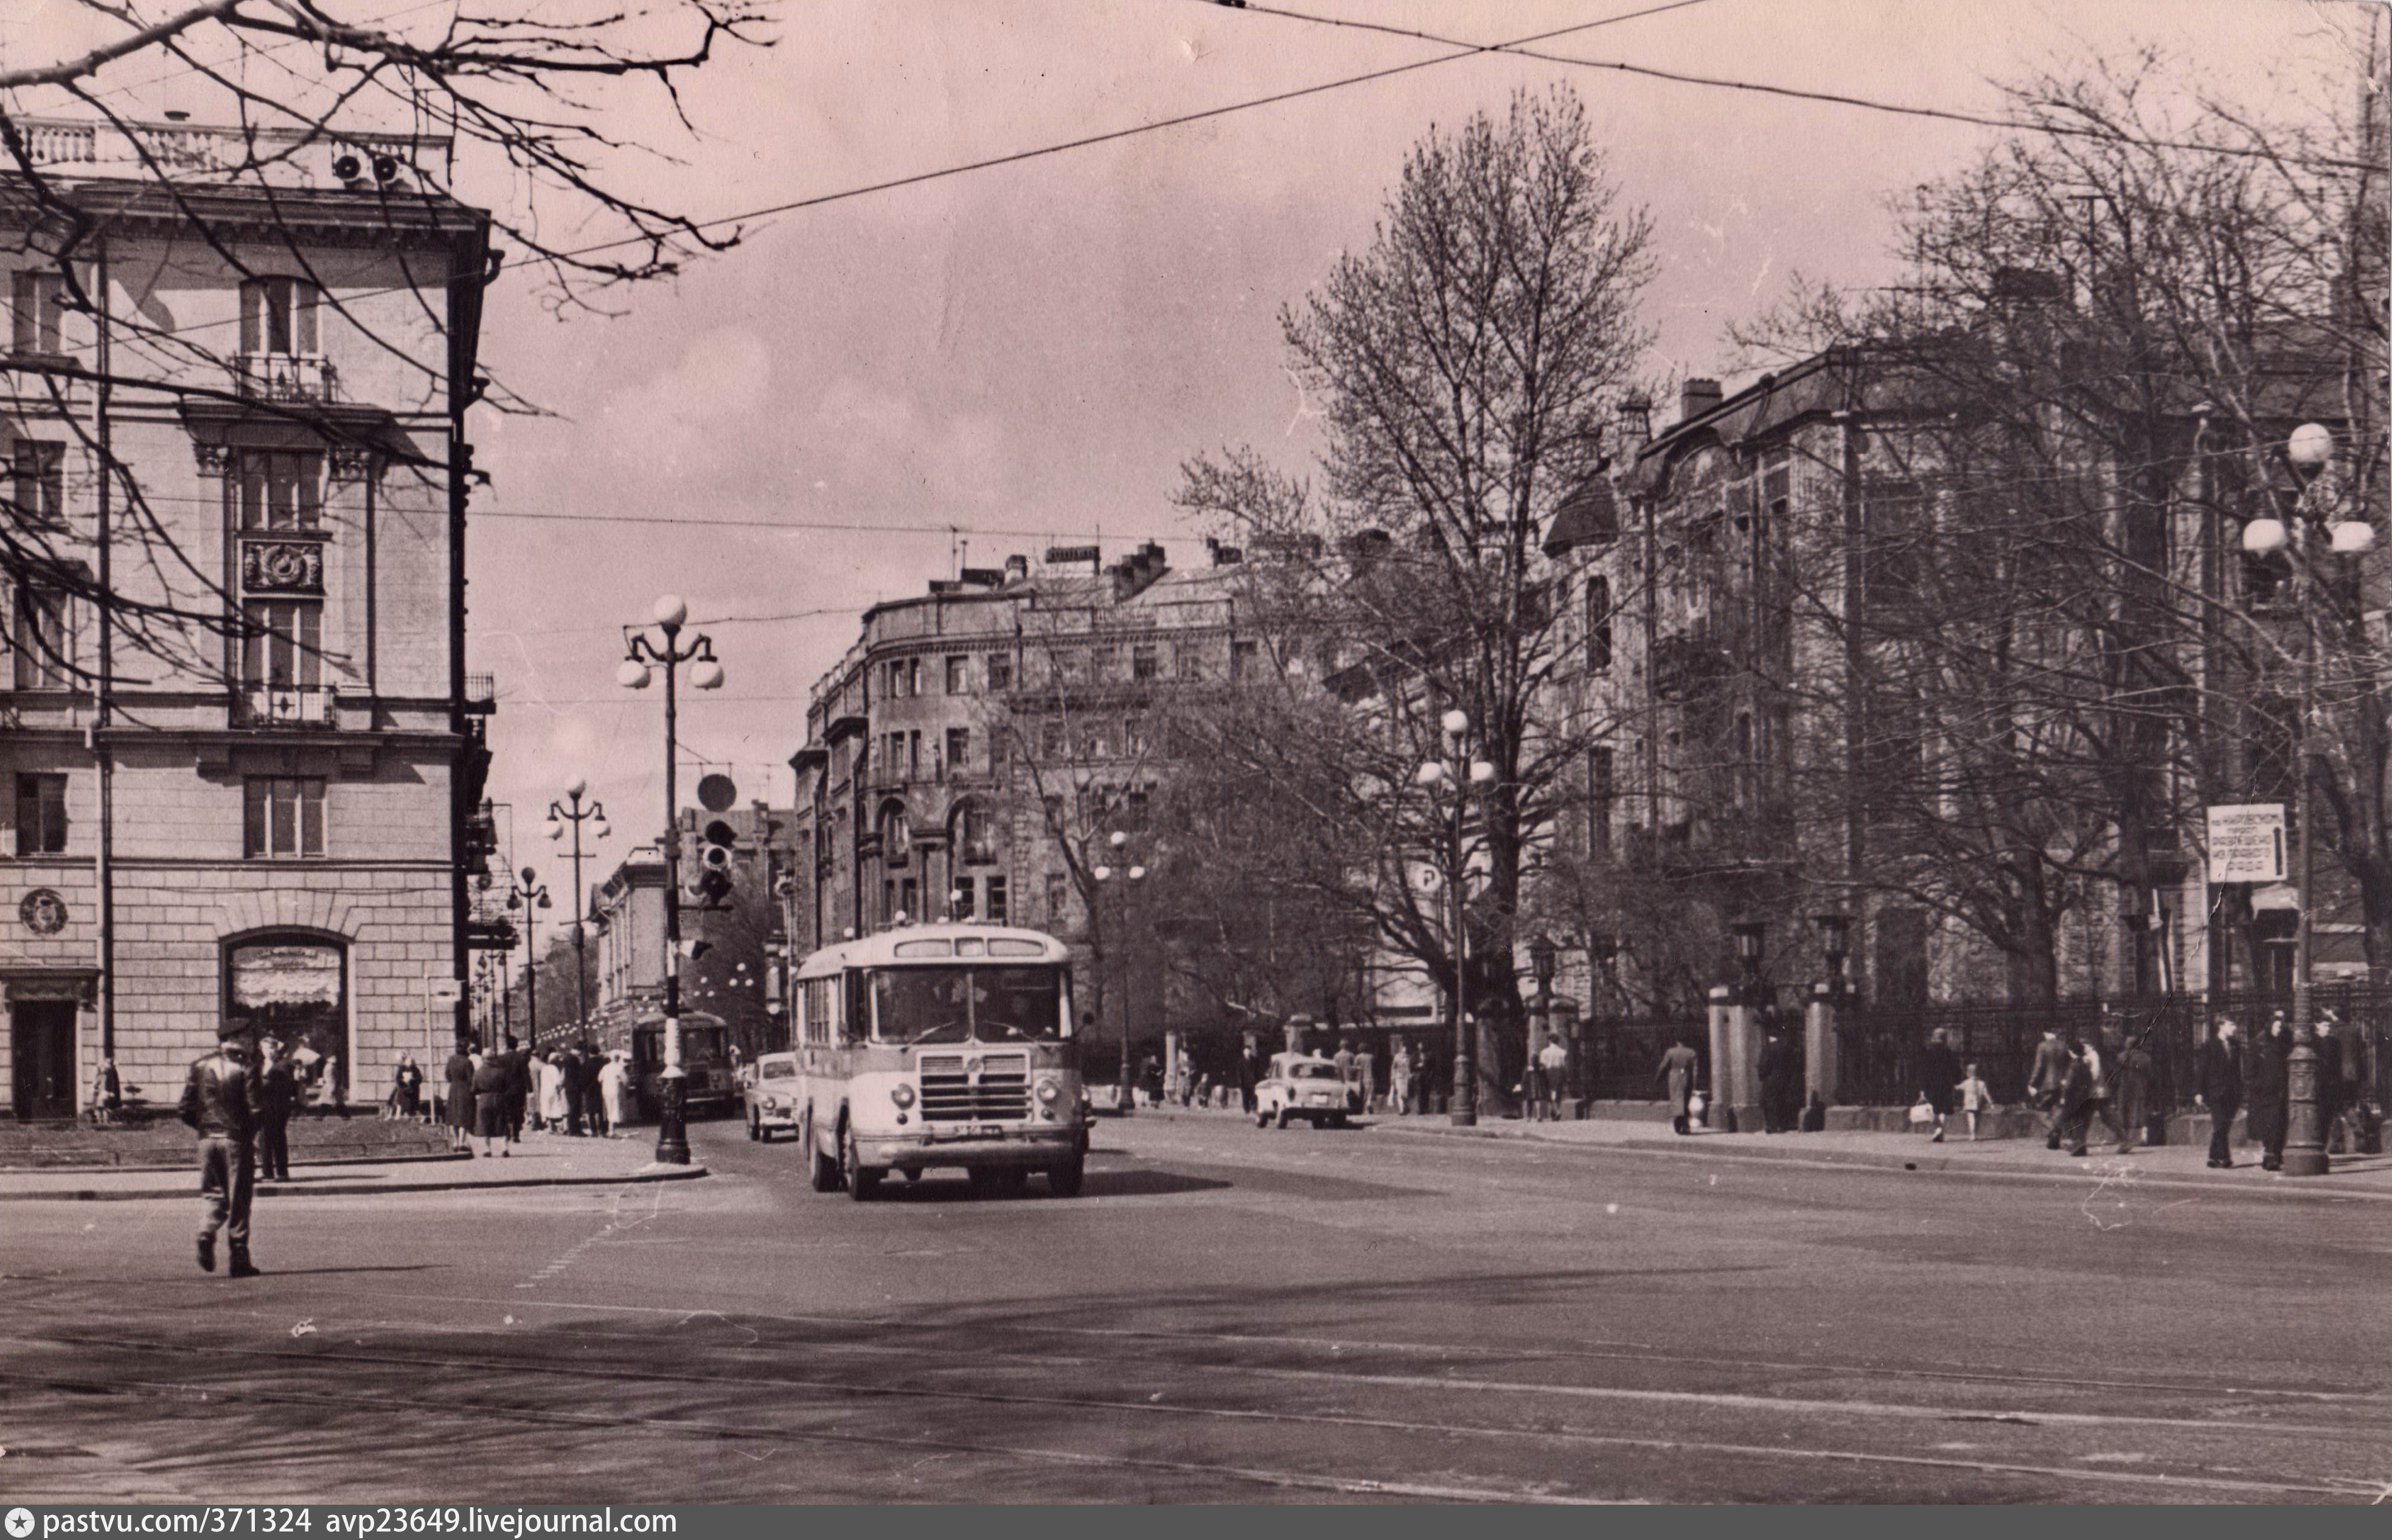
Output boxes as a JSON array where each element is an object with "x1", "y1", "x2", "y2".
[
  {"x1": 1416, "y1": 708, "x2": 1495, "y2": 1126},
  {"x1": 503, "y1": 865, "x2": 551, "y2": 1044},
  {"x1": 544, "y1": 780, "x2": 610, "y2": 1044},
  {"x1": 619, "y1": 595, "x2": 725, "y2": 1165},
  {"x1": 2240, "y1": 421, "x2": 2375, "y2": 1178},
  {"x1": 1093, "y1": 830, "x2": 1147, "y2": 1109}
]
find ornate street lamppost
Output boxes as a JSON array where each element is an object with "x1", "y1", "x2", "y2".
[
  {"x1": 2242, "y1": 421, "x2": 2374, "y2": 1176},
  {"x1": 545, "y1": 780, "x2": 610, "y2": 1044},
  {"x1": 1417, "y1": 708, "x2": 1496, "y2": 1126},
  {"x1": 504, "y1": 865, "x2": 551, "y2": 1044},
  {"x1": 619, "y1": 595, "x2": 725, "y2": 1165}
]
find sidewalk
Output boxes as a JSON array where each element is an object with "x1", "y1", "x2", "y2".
[
  {"x1": 0, "y1": 1127, "x2": 708, "y2": 1202},
  {"x1": 1371, "y1": 1109, "x2": 2392, "y2": 1199},
  {"x1": 1138, "y1": 1102, "x2": 2392, "y2": 1200}
]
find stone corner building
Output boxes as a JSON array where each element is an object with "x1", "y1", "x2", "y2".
[{"x1": 1, "y1": 120, "x2": 494, "y2": 1119}]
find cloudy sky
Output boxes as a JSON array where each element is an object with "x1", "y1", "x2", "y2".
[{"x1": 18, "y1": 0, "x2": 2373, "y2": 898}]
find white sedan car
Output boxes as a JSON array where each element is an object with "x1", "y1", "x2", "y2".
[{"x1": 1255, "y1": 1052, "x2": 1354, "y2": 1129}]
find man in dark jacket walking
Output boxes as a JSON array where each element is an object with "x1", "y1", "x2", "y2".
[
  {"x1": 256, "y1": 1039, "x2": 297, "y2": 1182},
  {"x1": 2197, "y1": 1018, "x2": 2244, "y2": 1169},
  {"x1": 2245, "y1": 1015, "x2": 2293, "y2": 1171},
  {"x1": 179, "y1": 1024, "x2": 264, "y2": 1277},
  {"x1": 2029, "y1": 1028, "x2": 2073, "y2": 1149}
]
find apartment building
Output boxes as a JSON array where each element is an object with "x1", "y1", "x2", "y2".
[{"x1": 0, "y1": 119, "x2": 493, "y2": 1117}]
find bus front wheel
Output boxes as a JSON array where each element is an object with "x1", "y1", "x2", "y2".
[
  {"x1": 841, "y1": 1120, "x2": 880, "y2": 1201},
  {"x1": 1047, "y1": 1154, "x2": 1085, "y2": 1198},
  {"x1": 803, "y1": 1109, "x2": 840, "y2": 1193}
]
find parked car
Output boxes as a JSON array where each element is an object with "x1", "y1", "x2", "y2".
[
  {"x1": 744, "y1": 1051, "x2": 801, "y2": 1141},
  {"x1": 1254, "y1": 1052, "x2": 1352, "y2": 1129}
]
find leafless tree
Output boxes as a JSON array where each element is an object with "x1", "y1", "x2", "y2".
[{"x1": 1177, "y1": 87, "x2": 1656, "y2": 1105}]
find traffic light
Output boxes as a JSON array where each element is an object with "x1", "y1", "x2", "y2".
[{"x1": 695, "y1": 819, "x2": 737, "y2": 907}]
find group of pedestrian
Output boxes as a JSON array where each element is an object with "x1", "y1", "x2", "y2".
[
  {"x1": 441, "y1": 1036, "x2": 635, "y2": 1156},
  {"x1": 2191, "y1": 1010, "x2": 2366, "y2": 1171},
  {"x1": 529, "y1": 1044, "x2": 613, "y2": 1137}
]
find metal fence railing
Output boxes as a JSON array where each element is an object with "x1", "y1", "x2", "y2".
[{"x1": 1574, "y1": 985, "x2": 2390, "y2": 1115}]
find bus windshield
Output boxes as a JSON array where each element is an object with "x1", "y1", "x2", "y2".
[{"x1": 867, "y1": 966, "x2": 1067, "y2": 1046}]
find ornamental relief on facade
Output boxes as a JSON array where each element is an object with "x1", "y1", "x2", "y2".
[{"x1": 241, "y1": 539, "x2": 324, "y2": 594}]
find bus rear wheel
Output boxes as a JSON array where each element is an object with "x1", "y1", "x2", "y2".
[
  {"x1": 841, "y1": 1120, "x2": 880, "y2": 1201},
  {"x1": 1047, "y1": 1154, "x2": 1085, "y2": 1198},
  {"x1": 804, "y1": 1109, "x2": 840, "y2": 1193}
]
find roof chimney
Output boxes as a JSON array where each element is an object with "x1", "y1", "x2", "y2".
[
  {"x1": 1003, "y1": 553, "x2": 1029, "y2": 584},
  {"x1": 1679, "y1": 378, "x2": 1723, "y2": 424}
]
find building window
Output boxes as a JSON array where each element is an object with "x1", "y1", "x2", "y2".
[
  {"x1": 951, "y1": 881, "x2": 975, "y2": 920},
  {"x1": 878, "y1": 802, "x2": 910, "y2": 865},
  {"x1": 899, "y1": 877, "x2": 918, "y2": 921},
  {"x1": 1132, "y1": 644, "x2": 1158, "y2": 681},
  {"x1": 241, "y1": 599, "x2": 322, "y2": 688},
  {"x1": 908, "y1": 658, "x2": 923, "y2": 696},
  {"x1": 1123, "y1": 715, "x2": 1148, "y2": 755},
  {"x1": 1231, "y1": 638, "x2": 1259, "y2": 681},
  {"x1": 985, "y1": 875, "x2": 1009, "y2": 926},
  {"x1": 1175, "y1": 643, "x2": 1205, "y2": 681},
  {"x1": 1588, "y1": 746, "x2": 1613, "y2": 859},
  {"x1": 232, "y1": 450, "x2": 322, "y2": 531},
  {"x1": 14, "y1": 773, "x2": 67, "y2": 855},
  {"x1": 945, "y1": 727, "x2": 970, "y2": 777},
  {"x1": 986, "y1": 653, "x2": 1013, "y2": 692},
  {"x1": 1040, "y1": 718, "x2": 1066, "y2": 758},
  {"x1": 10, "y1": 269, "x2": 69, "y2": 355},
  {"x1": 1045, "y1": 872, "x2": 1069, "y2": 926},
  {"x1": 238, "y1": 277, "x2": 320, "y2": 357},
  {"x1": 946, "y1": 655, "x2": 969, "y2": 694},
  {"x1": 908, "y1": 730, "x2": 922, "y2": 779},
  {"x1": 11, "y1": 440, "x2": 64, "y2": 528},
  {"x1": 10, "y1": 586, "x2": 71, "y2": 690},
  {"x1": 1586, "y1": 574, "x2": 1612, "y2": 672},
  {"x1": 244, "y1": 777, "x2": 325, "y2": 858},
  {"x1": 953, "y1": 799, "x2": 998, "y2": 866}
]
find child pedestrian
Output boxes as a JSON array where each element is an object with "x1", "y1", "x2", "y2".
[{"x1": 1956, "y1": 1061, "x2": 1997, "y2": 1142}]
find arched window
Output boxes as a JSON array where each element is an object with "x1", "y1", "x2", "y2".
[
  {"x1": 877, "y1": 800, "x2": 910, "y2": 866},
  {"x1": 951, "y1": 799, "x2": 999, "y2": 865},
  {"x1": 223, "y1": 932, "x2": 349, "y2": 1105}
]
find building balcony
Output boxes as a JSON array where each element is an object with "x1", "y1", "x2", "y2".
[
  {"x1": 234, "y1": 685, "x2": 338, "y2": 728},
  {"x1": 234, "y1": 353, "x2": 339, "y2": 403}
]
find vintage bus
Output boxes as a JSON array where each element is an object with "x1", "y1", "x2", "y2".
[{"x1": 791, "y1": 923, "x2": 1088, "y2": 1199}]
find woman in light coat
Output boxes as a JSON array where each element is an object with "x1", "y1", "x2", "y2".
[
  {"x1": 539, "y1": 1052, "x2": 571, "y2": 1128},
  {"x1": 599, "y1": 1052, "x2": 632, "y2": 1129}
]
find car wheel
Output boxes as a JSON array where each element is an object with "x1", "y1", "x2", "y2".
[
  {"x1": 1329, "y1": 1113, "x2": 1348, "y2": 1130},
  {"x1": 1048, "y1": 1154, "x2": 1085, "y2": 1197},
  {"x1": 841, "y1": 1119, "x2": 880, "y2": 1201},
  {"x1": 1256, "y1": 1109, "x2": 1270, "y2": 1128},
  {"x1": 804, "y1": 1109, "x2": 840, "y2": 1193}
]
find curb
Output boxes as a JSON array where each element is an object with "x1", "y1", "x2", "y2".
[
  {"x1": 0, "y1": 1148, "x2": 468, "y2": 1175},
  {"x1": 1368, "y1": 1122, "x2": 2392, "y2": 1202},
  {"x1": 0, "y1": 1163, "x2": 709, "y2": 1203}
]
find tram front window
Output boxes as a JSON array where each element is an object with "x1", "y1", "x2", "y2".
[{"x1": 869, "y1": 967, "x2": 1067, "y2": 1045}]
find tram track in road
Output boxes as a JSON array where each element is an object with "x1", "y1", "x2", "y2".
[{"x1": 2, "y1": 1322, "x2": 2382, "y2": 1502}]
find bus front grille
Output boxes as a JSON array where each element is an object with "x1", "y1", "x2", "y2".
[{"x1": 915, "y1": 1052, "x2": 1031, "y2": 1122}]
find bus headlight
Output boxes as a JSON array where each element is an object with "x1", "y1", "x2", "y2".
[
  {"x1": 891, "y1": 1083, "x2": 916, "y2": 1109},
  {"x1": 1035, "y1": 1080, "x2": 1062, "y2": 1105}
]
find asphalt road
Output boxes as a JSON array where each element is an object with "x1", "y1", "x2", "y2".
[{"x1": 3, "y1": 1112, "x2": 2387, "y2": 1504}]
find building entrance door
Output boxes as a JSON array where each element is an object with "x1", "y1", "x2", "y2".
[{"x1": 10, "y1": 1000, "x2": 78, "y2": 1120}]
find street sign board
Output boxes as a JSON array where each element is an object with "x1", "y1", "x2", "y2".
[
  {"x1": 2205, "y1": 803, "x2": 2287, "y2": 884},
  {"x1": 425, "y1": 977, "x2": 464, "y2": 1005}
]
